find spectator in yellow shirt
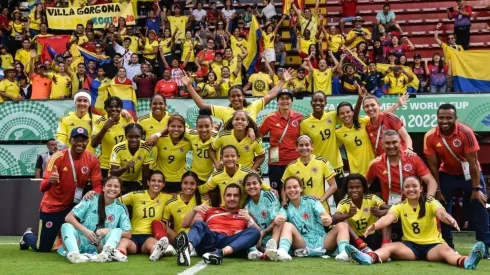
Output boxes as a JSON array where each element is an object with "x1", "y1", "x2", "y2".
[
  {"x1": 345, "y1": 16, "x2": 372, "y2": 49},
  {"x1": 0, "y1": 45, "x2": 14, "y2": 68},
  {"x1": 27, "y1": 4, "x2": 44, "y2": 37},
  {"x1": 15, "y1": 39, "x2": 33, "y2": 74},
  {"x1": 0, "y1": 67, "x2": 22, "y2": 103},
  {"x1": 383, "y1": 66, "x2": 414, "y2": 95},
  {"x1": 261, "y1": 15, "x2": 285, "y2": 73},
  {"x1": 48, "y1": 62, "x2": 72, "y2": 99},
  {"x1": 70, "y1": 24, "x2": 89, "y2": 46}
]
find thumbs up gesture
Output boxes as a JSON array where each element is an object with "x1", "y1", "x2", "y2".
[{"x1": 50, "y1": 166, "x2": 60, "y2": 185}]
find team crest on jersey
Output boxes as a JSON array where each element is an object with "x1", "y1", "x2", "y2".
[
  {"x1": 244, "y1": 145, "x2": 250, "y2": 152},
  {"x1": 453, "y1": 139, "x2": 462, "y2": 147},
  {"x1": 81, "y1": 166, "x2": 89, "y2": 174},
  {"x1": 180, "y1": 147, "x2": 185, "y2": 152},
  {"x1": 302, "y1": 212, "x2": 310, "y2": 220},
  {"x1": 327, "y1": 119, "x2": 332, "y2": 124},
  {"x1": 107, "y1": 215, "x2": 114, "y2": 222},
  {"x1": 364, "y1": 208, "x2": 369, "y2": 213},
  {"x1": 292, "y1": 120, "x2": 299, "y2": 127},
  {"x1": 271, "y1": 181, "x2": 278, "y2": 189},
  {"x1": 237, "y1": 179, "x2": 243, "y2": 186},
  {"x1": 137, "y1": 156, "x2": 142, "y2": 161},
  {"x1": 163, "y1": 147, "x2": 167, "y2": 150},
  {"x1": 156, "y1": 200, "x2": 161, "y2": 205},
  {"x1": 312, "y1": 167, "x2": 318, "y2": 173},
  {"x1": 46, "y1": 221, "x2": 53, "y2": 228},
  {"x1": 403, "y1": 164, "x2": 413, "y2": 172},
  {"x1": 261, "y1": 210, "x2": 267, "y2": 218}
]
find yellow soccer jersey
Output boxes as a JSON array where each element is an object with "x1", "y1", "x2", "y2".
[
  {"x1": 291, "y1": 77, "x2": 309, "y2": 93},
  {"x1": 163, "y1": 194, "x2": 209, "y2": 233},
  {"x1": 56, "y1": 112, "x2": 101, "y2": 153},
  {"x1": 273, "y1": 74, "x2": 290, "y2": 89},
  {"x1": 181, "y1": 39, "x2": 198, "y2": 62},
  {"x1": 336, "y1": 194, "x2": 385, "y2": 236},
  {"x1": 229, "y1": 36, "x2": 245, "y2": 57},
  {"x1": 159, "y1": 38, "x2": 173, "y2": 55},
  {"x1": 210, "y1": 62, "x2": 223, "y2": 81},
  {"x1": 223, "y1": 56, "x2": 242, "y2": 86},
  {"x1": 154, "y1": 135, "x2": 191, "y2": 182},
  {"x1": 0, "y1": 53, "x2": 14, "y2": 67},
  {"x1": 186, "y1": 130, "x2": 217, "y2": 182},
  {"x1": 110, "y1": 141, "x2": 154, "y2": 182},
  {"x1": 120, "y1": 190, "x2": 173, "y2": 235},
  {"x1": 335, "y1": 116, "x2": 374, "y2": 175},
  {"x1": 211, "y1": 98, "x2": 264, "y2": 123},
  {"x1": 198, "y1": 165, "x2": 270, "y2": 206},
  {"x1": 300, "y1": 111, "x2": 343, "y2": 169},
  {"x1": 122, "y1": 35, "x2": 140, "y2": 53},
  {"x1": 197, "y1": 82, "x2": 217, "y2": 98},
  {"x1": 167, "y1": 16, "x2": 189, "y2": 41},
  {"x1": 312, "y1": 68, "x2": 333, "y2": 95},
  {"x1": 281, "y1": 156, "x2": 336, "y2": 210},
  {"x1": 48, "y1": 73, "x2": 71, "y2": 99},
  {"x1": 211, "y1": 130, "x2": 265, "y2": 169},
  {"x1": 262, "y1": 31, "x2": 275, "y2": 49},
  {"x1": 92, "y1": 115, "x2": 133, "y2": 169},
  {"x1": 248, "y1": 72, "x2": 273, "y2": 97},
  {"x1": 0, "y1": 78, "x2": 20, "y2": 103},
  {"x1": 139, "y1": 112, "x2": 171, "y2": 138},
  {"x1": 390, "y1": 198, "x2": 445, "y2": 245},
  {"x1": 218, "y1": 75, "x2": 241, "y2": 97}
]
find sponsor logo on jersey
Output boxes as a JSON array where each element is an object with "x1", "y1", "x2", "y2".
[{"x1": 436, "y1": 142, "x2": 443, "y2": 147}]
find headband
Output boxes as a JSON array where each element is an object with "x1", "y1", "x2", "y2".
[{"x1": 74, "y1": 91, "x2": 92, "y2": 105}]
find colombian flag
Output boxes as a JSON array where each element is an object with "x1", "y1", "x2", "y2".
[
  {"x1": 38, "y1": 35, "x2": 71, "y2": 62},
  {"x1": 243, "y1": 16, "x2": 263, "y2": 75},
  {"x1": 283, "y1": 0, "x2": 305, "y2": 14},
  {"x1": 451, "y1": 50, "x2": 490, "y2": 93},
  {"x1": 377, "y1": 64, "x2": 420, "y2": 94},
  {"x1": 83, "y1": 76, "x2": 111, "y2": 115},
  {"x1": 70, "y1": 45, "x2": 111, "y2": 67},
  {"x1": 107, "y1": 81, "x2": 138, "y2": 120}
]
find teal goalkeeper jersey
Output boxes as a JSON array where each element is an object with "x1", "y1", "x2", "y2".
[
  {"x1": 285, "y1": 196, "x2": 326, "y2": 240},
  {"x1": 245, "y1": 190, "x2": 285, "y2": 230},
  {"x1": 72, "y1": 195, "x2": 132, "y2": 232}
]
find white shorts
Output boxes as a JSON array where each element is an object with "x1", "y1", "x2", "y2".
[{"x1": 262, "y1": 48, "x2": 276, "y2": 63}]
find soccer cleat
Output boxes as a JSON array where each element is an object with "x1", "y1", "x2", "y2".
[
  {"x1": 265, "y1": 239, "x2": 278, "y2": 250},
  {"x1": 150, "y1": 237, "x2": 169, "y2": 261},
  {"x1": 202, "y1": 249, "x2": 223, "y2": 265},
  {"x1": 96, "y1": 245, "x2": 124, "y2": 263},
  {"x1": 248, "y1": 250, "x2": 264, "y2": 260},
  {"x1": 67, "y1": 251, "x2": 91, "y2": 264},
  {"x1": 82, "y1": 253, "x2": 98, "y2": 262},
  {"x1": 19, "y1": 227, "x2": 32, "y2": 250},
  {"x1": 112, "y1": 247, "x2": 128, "y2": 262},
  {"x1": 335, "y1": 251, "x2": 350, "y2": 262},
  {"x1": 164, "y1": 244, "x2": 177, "y2": 256},
  {"x1": 276, "y1": 248, "x2": 292, "y2": 261},
  {"x1": 294, "y1": 248, "x2": 309, "y2": 257},
  {"x1": 176, "y1": 232, "x2": 191, "y2": 266},
  {"x1": 345, "y1": 244, "x2": 373, "y2": 265},
  {"x1": 464, "y1": 242, "x2": 485, "y2": 269}
]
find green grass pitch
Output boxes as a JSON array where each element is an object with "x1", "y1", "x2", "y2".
[{"x1": 0, "y1": 234, "x2": 489, "y2": 275}]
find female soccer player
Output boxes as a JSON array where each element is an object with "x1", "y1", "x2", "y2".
[
  {"x1": 157, "y1": 172, "x2": 206, "y2": 245},
  {"x1": 56, "y1": 91, "x2": 101, "y2": 153},
  {"x1": 346, "y1": 176, "x2": 485, "y2": 270},
  {"x1": 181, "y1": 70, "x2": 291, "y2": 123},
  {"x1": 91, "y1": 96, "x2": 134, "y2": 178},
  {"x1": 58, "y1": 177, "x2": 131, "y2": 263},
  {"x1": 267, "y1": 176, "x2": 350, "y2": 261},
  {"x1": 110, "y1": 123, "x2": 153, "y2": 194},
  {"x1": 244, "y1": 173, "x2": 287, "y2": 260},
  {"x1": 362, "y1": 95, "x2": 414, "y2": 157},
  {"x1": 154, "y1": 114, "x2": 191, "y2": 193},
  {"x1": 210, "y1": 110, "x2": 265, "y2": 172},
  {"x1": 300, "y1": 92, "x2": 344, "y2": 203},
  {"x1": 117, "y1": 171, "x2": 174, "y2": 261},
  {"x1": 282, "y1": 135, "x2": 337, "y2": 211},
  {"x1": 199, "y1": 145, "x2": 272, "y2": 206},
  {"x1": 334, "y1": 173, "x2": 388, "y2": 252},
  {"x1": 186, "y1": 115, "x2": 217, "y2": 184},
  {"x1": 140, "y1": 94, "x2": 172, "y2": 145}
]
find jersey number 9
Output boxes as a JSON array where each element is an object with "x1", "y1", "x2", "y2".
[{"x1": 168, "y1": 155, "x2": 175, "y2": 163}]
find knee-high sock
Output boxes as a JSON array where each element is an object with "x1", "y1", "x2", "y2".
[
  {"x1": 102, "y1": 228, "x2": 122, "y2": 249},
  {"x1": 151, "y1": 220, "x2": 167, "y2": 240},
  {"x1": 338, "y1": 240, "x2": 349, "y2": 253},
  {"x1": 279, "y1": 238, "x2": 292, "y2": 252},
  {"x1": 60, "y1": 223, "x2": 79, "y2": 253}
]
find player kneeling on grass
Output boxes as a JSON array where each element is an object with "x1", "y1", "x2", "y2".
[
  {"x1": 346, "y1": 176, "x2": 485, "y2": 270},
  {"x1": 333, "y1": 173, "x2": 389, "y2": 253},
  {"x1": 243, "y1": 173, "x2": 288, "y2": 260},
  {"x1": 175, "y1": 184, "x2": 261, "y2": 266},
  {"x1": 58, "y1": 176, "x2": 131, "y2": 263},
  {"x1": 117, "y1": 171, "x2": 175, "y2": 261},
  {"x1": 152, "y1": 171, "x2": 208, "y2": 256},
  {"x1": 267, "y1": 176, "x2": 351, "y2": 261}
]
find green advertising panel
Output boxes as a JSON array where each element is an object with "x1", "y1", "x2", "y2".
[{"x1": 0, "y1": 94, "x2": 489, "y2": 142}]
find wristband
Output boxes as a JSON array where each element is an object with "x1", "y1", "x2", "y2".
[{"x1": 154, "y1": 132, "x2": 162, "y2": 138}]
